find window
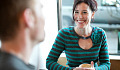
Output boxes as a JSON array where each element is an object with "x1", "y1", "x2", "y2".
[
  {"x1": 58, "y1": 0, "x2": 120, "y2": 54},
  {"x1": 102, "y1": 0, "x2": 117, "y2": 6}
]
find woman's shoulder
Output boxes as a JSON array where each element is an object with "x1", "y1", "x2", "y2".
[
  {"x1": 92, "y1": 26, "x2": 105, "y2": 33},
  {"x1": 58, "y1": 26, "x2": 74, "y2": 33}
]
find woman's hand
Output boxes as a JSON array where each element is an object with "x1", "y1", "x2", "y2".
[
  {"x1": 73, "y1": 67, "x2": 95, "y2": 70},
  {"x1": 73, "y1": 61, "x2": 95, "y2": 70}
]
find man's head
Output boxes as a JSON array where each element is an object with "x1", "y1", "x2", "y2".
[{"x1": 0, "y1": 0, "x2": 45, "y2": 43}]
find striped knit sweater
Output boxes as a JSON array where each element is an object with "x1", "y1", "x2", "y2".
[{"x1": 46, "y1": 26, "x2": 111, "y2": 70}]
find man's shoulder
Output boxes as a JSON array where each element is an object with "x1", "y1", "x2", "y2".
[{"x1": 0, "y1": 51, "x2": 35, "y2": 70}]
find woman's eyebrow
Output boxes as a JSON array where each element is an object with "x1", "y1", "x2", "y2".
[
  {"x1": 74, "y1": 10, "x2": 79, "y2": 11},
  {"x1": 74, "y1": 10, "x2": 87, "y2": 11},
  {"x1": 82, "y1": 10, "x2": 87, "y2": 11}
]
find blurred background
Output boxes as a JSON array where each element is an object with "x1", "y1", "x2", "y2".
[{"x1": 0, "y1": 0, "x2": 120, "y2": 70}]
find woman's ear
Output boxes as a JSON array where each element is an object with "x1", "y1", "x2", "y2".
[
  {"x1": 22, "y1": 9, "x2": 35, "y2": 28},
  {"x1": 91, "y1": 12, "x2": 95, "y2": 19}
]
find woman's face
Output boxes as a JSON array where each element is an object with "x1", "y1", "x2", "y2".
[{"x1": 74, "y1": 2, "x2": 95, "y2": 28}]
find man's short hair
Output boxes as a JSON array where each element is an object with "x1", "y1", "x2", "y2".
[{"x1": 0, "y1": 0, "x2": 34, "y2": 41}]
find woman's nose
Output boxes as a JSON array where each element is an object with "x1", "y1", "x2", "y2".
[{"x1": 77, "y1": 13, "x2": 83, "y2": 19}]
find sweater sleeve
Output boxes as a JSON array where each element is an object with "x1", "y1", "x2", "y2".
[
  {"x1": 95, "y1": 30, "x2": 111, "y2": 70},
  {"x1": 46, "y1": 29, "x2": 73, "y2": 70}
]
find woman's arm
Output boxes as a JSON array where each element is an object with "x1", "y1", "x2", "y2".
[
  {"x1": 46, "y1": 29, "x2": 73, "y2": 70},
  {"x1": 95, "y1": 30, "x2": 111, "y2": 70}
]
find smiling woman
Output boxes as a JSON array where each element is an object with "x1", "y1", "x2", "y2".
[
  {"x1": 46, "y1": 0, "x2": 111, "y2": 70},
  {"x1": 74, "y1": 3, "x2": 94, "y2": 28}
]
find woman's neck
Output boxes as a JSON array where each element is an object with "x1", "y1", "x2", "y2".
[{"x1": 75, "y1": 26, "x2": 92, "y2": 37}]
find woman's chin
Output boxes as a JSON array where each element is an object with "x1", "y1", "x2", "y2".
[
  {"x1": 77, "y1": 25, "x2": 86, "y2": 28},
  {"x1": 76, "y1": 23, "x2": 86, "y2": 28}
]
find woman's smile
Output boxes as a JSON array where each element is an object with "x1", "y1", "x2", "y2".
[{"x1": 77, "y1": 20, "x2": 86, "y2": 24}]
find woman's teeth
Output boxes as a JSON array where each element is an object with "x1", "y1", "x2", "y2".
[
  {"x1": 78, "y1": 21, "x2": 84, "y2": 22},
  {"x1": 77, "y1": 20, "x2": 85, "y2": 23}
]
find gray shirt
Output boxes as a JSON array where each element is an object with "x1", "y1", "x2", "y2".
[{"x1": 0, "y1": 51, "x2": 35, "y2": 70}]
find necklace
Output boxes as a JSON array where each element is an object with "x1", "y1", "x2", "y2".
[{"x1": 80, "y1": 35, "x2": 91, "y2": 39}]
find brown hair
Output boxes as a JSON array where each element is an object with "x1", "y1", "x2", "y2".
[
  {"x1": 0, "y1": 0, "x2": 34, "y2": 41},
  {"x1": 72, "y1": 0, "x2": 98, "y2": 20}
]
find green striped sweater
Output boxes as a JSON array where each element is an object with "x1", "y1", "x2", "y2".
[{"x1": 46, "y1": 26, "x2": 111, "y2": 70}]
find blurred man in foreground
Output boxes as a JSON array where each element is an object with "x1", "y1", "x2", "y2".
[{"x1": 0, "y1": 0, "x2": 45, "y2": 70}]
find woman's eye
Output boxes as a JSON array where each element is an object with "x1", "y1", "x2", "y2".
[
  {"x1": 75, "y1": 11, "x2": 79, "y2": 13},
  {"x1": 83, "y1": 12, "x2": 87, "y2": 14}
]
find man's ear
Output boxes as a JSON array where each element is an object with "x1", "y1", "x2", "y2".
[{"x1": 23, "y1": 9, "x2": 35, "y2": 28}]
